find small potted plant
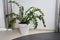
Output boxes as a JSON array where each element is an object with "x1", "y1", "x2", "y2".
[{"x1": 6, "y1": 0, "x2": 46, "y2": 35}]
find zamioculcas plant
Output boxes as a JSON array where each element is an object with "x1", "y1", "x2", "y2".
[{"x1": 6, "y1": 0, "x2": 46, "y2": 29}]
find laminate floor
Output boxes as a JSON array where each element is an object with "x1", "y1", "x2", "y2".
[{"x1": 13, "y1": 32, "x2": 60, "y2": 40}]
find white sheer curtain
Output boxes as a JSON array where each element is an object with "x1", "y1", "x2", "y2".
[
  {"x1": 0, "y1": 0, "x2": 5, "y2": 28},
  {"x1": 0, "y1": 0, "x2": 12, "y2": 31},
  {"x1": 3, "y1": 0, "x2": 12, "y2": 29}
]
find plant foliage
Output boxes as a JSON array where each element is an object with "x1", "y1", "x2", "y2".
[{"x1": 6, "y1": 0, "x2": 46, "y2": 29}]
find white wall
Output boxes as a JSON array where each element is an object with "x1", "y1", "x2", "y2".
[
  {"x1": 12, "y1": 0, "x2": 56, "y2": 30},
  {"x1": 0, "y1": 0, "x2": 5, "y2": 28}
]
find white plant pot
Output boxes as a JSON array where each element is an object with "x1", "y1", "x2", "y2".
[{"x1": 19, "y1": 24, "x2": 29, "y2": 35}]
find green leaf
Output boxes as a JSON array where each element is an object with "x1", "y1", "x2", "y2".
[
  {"x1": 25, "y1": 7, "x2": 34, "y2": 14},
  {"x1": 9, "y1": 0, "x2": 21, "y2": 7},
  {"x1": 41, "y1": 17, "x2": 46, "y2": 27},
  {"x1": 6, "y1": 12, "x2": 18, "y2": 17},
  {"x1": 8, "y1": 18, "x2": 16, "y2": 28},
  {"x1": 32, "y1": 16, "x2": 38, "y2": 29},
  {"x1": 19, "y1": 6, "x2": 24, "y2": 19}
]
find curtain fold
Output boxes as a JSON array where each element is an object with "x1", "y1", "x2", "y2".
[{"x1": 3, "y1": 0, "x2": 12, "y2": 28}]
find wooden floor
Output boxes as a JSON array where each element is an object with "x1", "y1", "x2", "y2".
[
  {"x1": 0, "y1": 28, "x2": 54, "y2": 40},
  {"x1": 13, "y1": 32, "x2": 60, "y2": 40}
]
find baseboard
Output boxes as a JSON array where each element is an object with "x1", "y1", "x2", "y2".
[
  {"x1": 14, "y1": 28, "x2": 55, "y2": 32},
  {"x1": 29, "y1": 29, "x2": 55, "y2": 32}
]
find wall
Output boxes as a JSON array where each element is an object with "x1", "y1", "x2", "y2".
[
  {"x1": 0, "y1": 0, "x2": 5, "y2": 28},
  {"x1": 12, "y1": 0, "x2": 56, "y2": 30}
]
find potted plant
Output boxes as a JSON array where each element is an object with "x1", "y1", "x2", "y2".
[{"x1": 6, "y1": 0, "x2": 46, "y2": 35}]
